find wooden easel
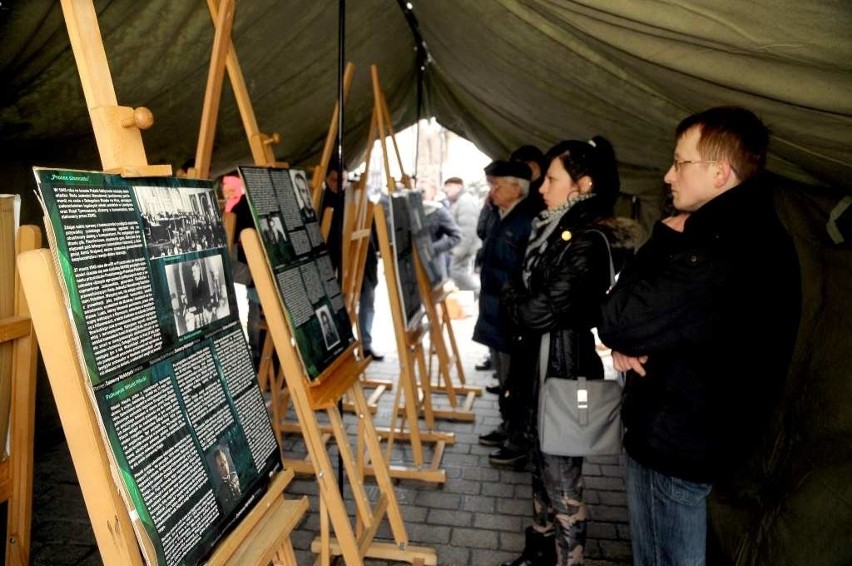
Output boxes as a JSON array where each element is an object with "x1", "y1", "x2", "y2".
[
  {"x1": 197, "y1": 0, "x2": 287, "y2": 178},
  {"x1": 312, "y1": 61, "x2": 393, "y2": 408},
  {"x1": 358, "y1": 65, "x2": 459, "y2": 476},
  {"x1": 242, "y1": 228, "x2": 436, "y2": 565},
  {"x1": 22, "y1": 1, "x2": 308, "y2": 563},
  {"x1": 195, "y1": 0, "x2": 292, "y2": 410},
  {"x1": 368, "y1": 66, "x2": 479, "y2": 425},
  {"x1": 311, "y1": 62, "x2": 355, "y2": 211},
  {"x1": 0, "y1": 212, "x2": 41, "y2": 566},
  {"x1": 413, "y1": 251, "x2": 481, "y2": 421},
  {"x1": 265, "y1": 171, "x2": 449, "y2": 483}
]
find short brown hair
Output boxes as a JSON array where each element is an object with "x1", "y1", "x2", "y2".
[
  {"x1": 444, "y1": 177, "x2": 464, "y2": 186},
  {"x1": 676, "y1": 106, "x2": 769, "y2": 181}
]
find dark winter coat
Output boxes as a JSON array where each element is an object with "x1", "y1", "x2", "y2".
[
  {"x1": 599, "y1": 175, "x2": 801, "y2": 483},
  {"x1": 472, "y1": 195, "x2": 542, "y2": 352},
  {"x1": 501, "y1": 199, "x2": 641, "y2": 404}
]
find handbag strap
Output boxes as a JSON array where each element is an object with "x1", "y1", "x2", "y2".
[
  {"x1": 587, "y1": 229, "x2": 615, "y2": 288},
  {"x1": 588, "y1": 229, "x2": 627, "y2": 386}
]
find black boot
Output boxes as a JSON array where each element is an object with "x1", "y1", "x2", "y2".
[{"x1": 500, "y1": 526, "x2": 555, "y2": 566}]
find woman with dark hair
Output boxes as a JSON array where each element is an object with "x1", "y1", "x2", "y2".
[{"x1": 500, "y1": 136, "x2": 641, "y2": 565}]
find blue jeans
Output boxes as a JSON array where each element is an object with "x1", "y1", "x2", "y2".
[
  {"x1": 626, "y1": 456, "x2": 712, "y2": 566},
  {"x1": 358, "y1": 276, "x2": 376, "y2": 350}
]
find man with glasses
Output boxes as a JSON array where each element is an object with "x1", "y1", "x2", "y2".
[
  {"x1": 474, "y1": 160, "x2": 543, "y2": 468},
  {"x1": 599, "y1": 106, "x2": 801, "y2": 565}
]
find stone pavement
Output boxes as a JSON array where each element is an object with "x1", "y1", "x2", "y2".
[{"x1": 26, "y1": 278, "x2": 632, "y2": 565}]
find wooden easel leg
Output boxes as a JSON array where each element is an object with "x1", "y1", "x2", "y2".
[
  {"x1": 413, "y1": 344, "x2": 436, "y2": 430},
  {"x1": 319, "y1": 493, "x2": 331, "y2": 566},
  {"x1": 351, "y1": 382, "x2": 407, "y2": 539},
  {"x1": 440, "y1": 300, "x2": 468, "y2": 386},
  {"x1": 397, "y1": 356, "x2": 425, "y2": 467},
  {"x1": 258, "y1": 324, "x2": 276, "y2": 391},
  {"x1": 429, "y1": 326, "x2": 459, "y2": 408}
]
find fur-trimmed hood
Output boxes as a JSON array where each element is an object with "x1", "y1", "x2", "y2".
[{"x1": 596, "y1": 216, "x2": 647, "y2": 255}]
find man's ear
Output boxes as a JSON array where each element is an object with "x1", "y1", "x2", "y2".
[{"x1": 715, "y1": 161, "x2": 738, "y2": 189}]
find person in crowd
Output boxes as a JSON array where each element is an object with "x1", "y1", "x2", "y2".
[
  {"x1": 509, "y1": 144, "x2": 547, "y2": 209},
  {"x1": 320, "y1": 160, "x2": 385, "y2": 360},
  {"x1": 473, "y1": 160, "x2": 542, "y2": 469},
  {"x1": 358, "y1": 224, "x2": 383, "y2": 361},
  {"x1": 229, "y1": 184, "x2": 262, "y2": 368},
  {"x1": 418, "y1": 178, "x2": 463, "y2": 281},
  {"x1": 221, "y1": 174, "x2": 244, "y2": 213},
  {"x1": 320, "y1": 162, "x2": 346, "y2": 271},
  {"x1": 443, "y1": 176, "x2": 482, "y2": 296},
  {"x1": 500, "y1": 136, "x2": 639, "y2": 566},
  {"x1": 599, "y1": 106, "x2": 801, "y2": 566},
  {"x1": 175, "y1": 156, "x2": 195, "y2": 178},
  {"x1": 474, "y1": 144, "x2": 546, "y2": 374}
]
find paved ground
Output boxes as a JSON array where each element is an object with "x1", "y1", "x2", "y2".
[{"x1": 26, "y1": 276, "x2": 632, "y2": 565}]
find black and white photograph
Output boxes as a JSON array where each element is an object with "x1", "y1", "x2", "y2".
[
  {"x1": 258, "y1": 216, "x2": 274, "y2": 244},
  {"x1": 134, "y1": 184, "x2": 226, "y2": 259},
  {"x1": 165, "y1": 255, "x2": 231, "y2": 335},
  {"x1": 315, "y1": 304, "x2": 340, "y2": 350},
  {"x1": 291, "y1": 169, "x2": 315, "y2": 219},
  {"x1": 207, "y1": 444, "x2": 241, "y2": 513},
  {"x1": 269, "y1": 214, "x2": 287, "y2": 245}
]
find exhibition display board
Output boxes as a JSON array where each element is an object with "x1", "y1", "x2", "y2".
[
  {"x1": 404, "y1": 192, "x2": 480, "y2": 418},
  {"x1": 239, "y1": 165, "x2": 354, "y2": 382},
  {"x1": 32, "y1": 169, "x2": 286, "y2": 564}
]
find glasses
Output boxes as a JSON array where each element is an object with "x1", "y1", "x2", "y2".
[{"x1": 672, "y1": 160, "x2": 720, "y2": 172}]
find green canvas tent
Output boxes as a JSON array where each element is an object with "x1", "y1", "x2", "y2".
[{"x1": 1, "y1": 2, "x2": 850, "y2": 564}]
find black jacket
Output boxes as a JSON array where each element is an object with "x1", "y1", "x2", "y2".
[
  {"x1": 502, "y1": 199, "x2": 640, "y2": 386},
  {"x1": 599, "y1": 176, "x2": 801, "y2": 483},
  {"x1": 473, "y1": 195, "x2": 542, "y2": 351}
]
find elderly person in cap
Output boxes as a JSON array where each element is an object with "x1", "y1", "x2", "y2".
[{"x1": 474, "y1": 160, "x2": 544, "y2": 469}]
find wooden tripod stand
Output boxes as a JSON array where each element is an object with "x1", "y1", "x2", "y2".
[{"x1": 243, "y1": 227, "x2": 436, "y2": 565}]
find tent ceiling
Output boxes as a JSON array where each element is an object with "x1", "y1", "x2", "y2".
[{"x1": 0, "y1": 0, "x2": 850, "y2": 191}]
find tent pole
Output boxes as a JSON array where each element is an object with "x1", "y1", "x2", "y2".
[{"x1": 337, "y1": 0, "x2": 346, "y2": 500}]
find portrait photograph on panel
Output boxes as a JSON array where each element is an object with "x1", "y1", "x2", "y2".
[
  {"x1": 269, "y1": 214, "x2": 287, "y2": 245},
  {"x1": 208, "y1": 443, "x2": 241, "y2": 513},
  {"x1": 315, "y1": 304, "x2": 340, "y2": 350},
  {"x1": 290, "y1": 169, "x2": 316, "y2": 219}
]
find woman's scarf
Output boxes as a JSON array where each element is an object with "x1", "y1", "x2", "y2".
[{"x1": 521, "y1": 193, "x2": 595, "y2": 288}]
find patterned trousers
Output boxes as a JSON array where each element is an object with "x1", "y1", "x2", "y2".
[{"x1": 530, "y1": 441, "x2": 588, "y2": 565}]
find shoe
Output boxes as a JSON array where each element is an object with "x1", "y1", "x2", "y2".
[
  {"x1": 489, "y1": 446, "x2": 527, "y2": 468},
  {"x1": 475, "y1": 356, "x2": 493, "y2": 371},
  {"x1": 499, "y1": 526, "x2": 556, "y2": 566},
  {"x1": 485, "y1": 383, "x2": 501, "y2": 395},
  {"x1": 478, "y1": 427, "x2": 508, "y2": 447},
  {"x1": 364, "y1": 348, "x2": 384, "y2": 361}
]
